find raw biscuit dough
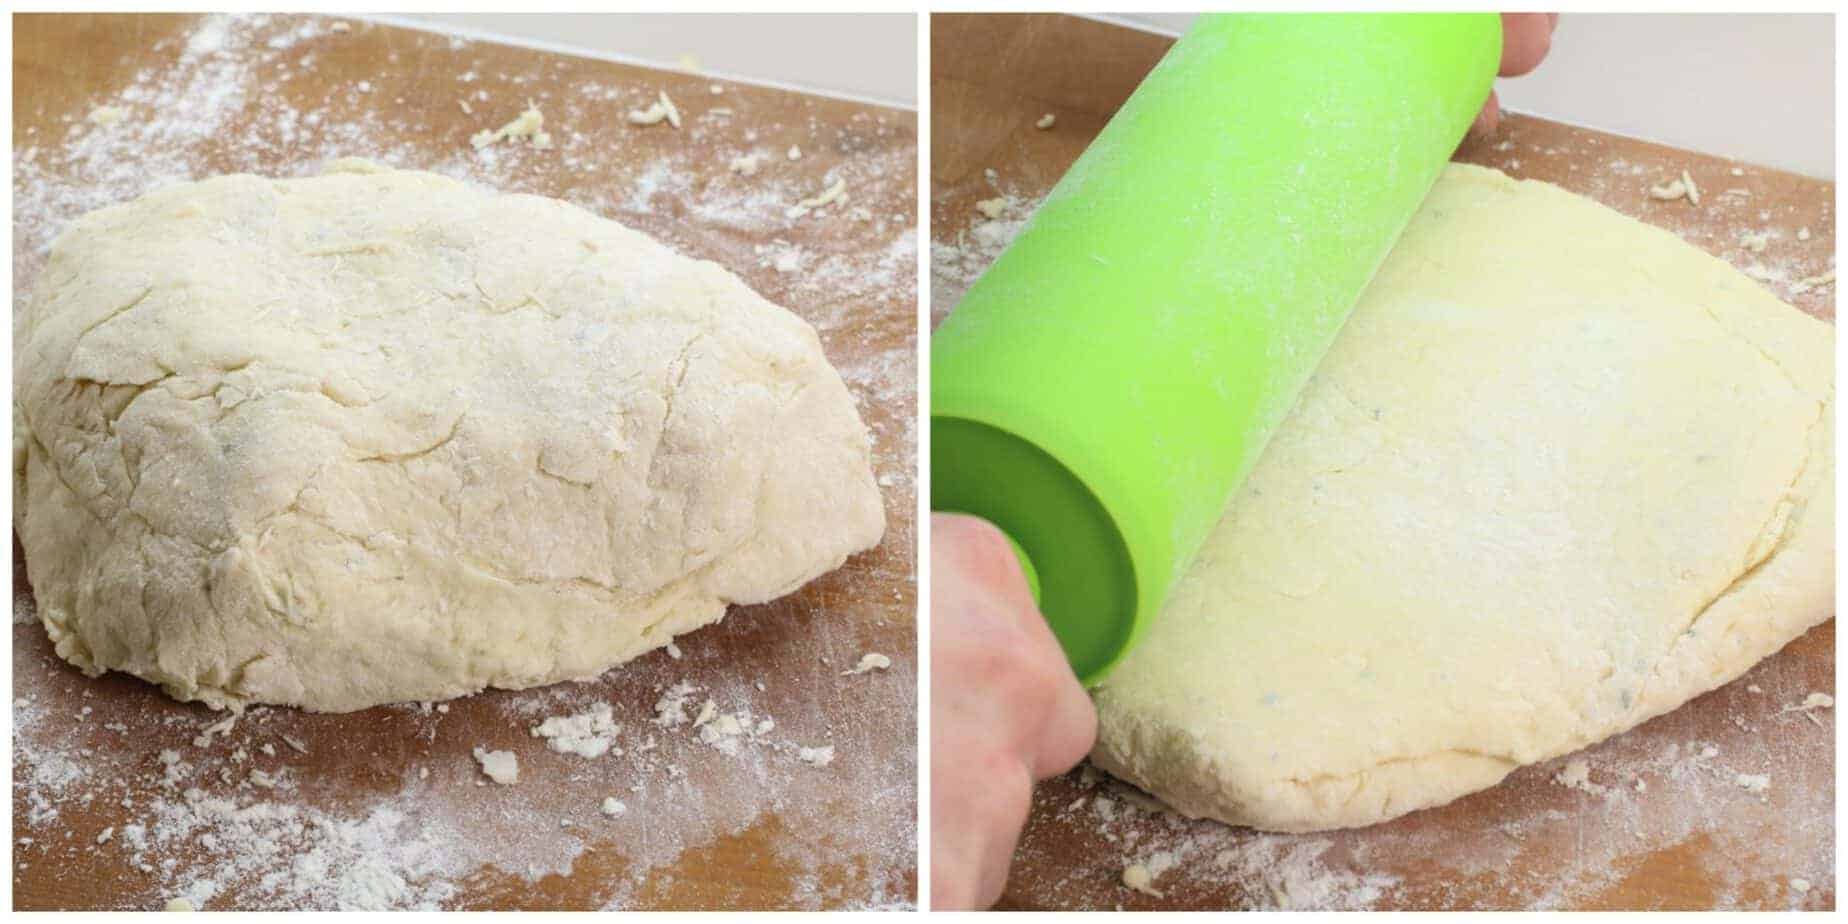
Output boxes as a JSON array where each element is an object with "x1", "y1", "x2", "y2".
[
  {"x1": 1093, "y1": 164, "x2": 1833, "y2": 832},
  {"x1": 15, "y1": 160, "x2": 884, "y2": 713}
]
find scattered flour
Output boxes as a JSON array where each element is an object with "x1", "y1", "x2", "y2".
[
  {"x1": 653, "y1": 682, "x2": 703, "y2": 728},
  {"x1": 1733, "y1": 773, "x2": 1771, "y2": 796}
]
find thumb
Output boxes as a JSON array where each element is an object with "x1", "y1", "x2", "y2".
[{"x1": 931, "y1": 513, "x2": 1037, "y2": 615}]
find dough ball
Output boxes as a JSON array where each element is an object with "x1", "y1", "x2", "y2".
[{"x1": 15, "y1": 160, "x2": 885, "y2": 712}]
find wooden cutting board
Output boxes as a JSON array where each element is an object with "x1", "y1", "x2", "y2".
[
  {"x1": 13, "y1": 13, "x2": 916, "y2": 911},
  {"x1": 931, "y1": 13, "x2": 1834, "y2": 911}
]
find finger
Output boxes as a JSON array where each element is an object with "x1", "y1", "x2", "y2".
[
  {"x1": 1499, "y1": 12, "x2": 1554, "y2": 76},
  {"x1": 1026, "y1": 662, "x2": 1098, "y2": 780},
  {"x1": 931, "y1": 513, "x2": 1037, "y2": 615},
  {"x1": 1469, "y1": 90, "x2": 1501, "y2": 138}
]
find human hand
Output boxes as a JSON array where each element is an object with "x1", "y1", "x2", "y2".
[
  {"x1": 929, "y1": 513, "x2": 1097, "y2": 910},
  {"x1": 1473, "y1": 13, "x2": 1559, "y2": 136}
]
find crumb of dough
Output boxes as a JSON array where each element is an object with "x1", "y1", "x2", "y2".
[
  {"x1": 88, "y1": 106, "x2": 129, "y2": 125},
  {"x1": 1782, "y1": 691, "x2": 1835, "y2": 727},
  {"x1": 1730, "y1": 166, "x2": 1745, "y2": 176},
  {"x1": 976, "y1": 197, "x2": 1008, "y2": 219},
  {"x1": 798, "y1": 744, "x2": 835, "y2": 767},
  {"x1": 729, "y1": 152, "x2": 766, "y2": 176},
  {"x1": 1121, "y1": 862, "x2": 1164, "y2": 897},
  {"x1": 1735, "y1": 772, "x2": 1771, "y2": 795},
  {"x1": 843, "y1": 652, "x2": 892, "y2": 675},
  {"x1": 1798, "y1": 227, "x2": 1812, "y2": 241},
  {"x1": 329, "y1": 20, "x2": 352, "y2": 33},
  {"x1": 470, "y1": 102, "x2": 547, "y2": 150},
  {"x1": 1647, "y1": 179, "x2": 1686, "y2": 201},
  {"x1": 665, "y1": 641, "x2": 682, "y2": 660},
  {"x1": 787, "y1": 144, "x2": 802, "y2": 161},
  {"x1": 1792, "y1": 877, "x2": 1812, "y2": 893},
  {"x1": 457, "y1": 99, "x2": 473, "y2": 116},
  {"x1": 164, "y1": 897, "x2": 197, "y2": 912},
  {"x1": 1647, "y1": 170, "x2": 1700, "y2": 205},
  {"x1": 1036, "y1": 112, "x2": 1057, "y2": 129},
  {"x1": 1741, "y1": 230, "x2": 1770, "y2": 253},
  {"x1": 472, "y1": 747, "x2": 519, "y2": 785},
  {"x1": 1554, "y1": 758, "x2": 1591, "y2": 789},
  {"x1": 787, "y1": 178, "x2": 847, "y2": 219},
  {"x1": 193, "y1": 713, "x2": 237, "y2": 748},
  {"x1": 627, "y1": 91, "x2": 681, "y2": 128},
  {"x1": 710, "y1": 84, "x2": 725, "y2": 95},
  {"x1": 532, "y1": 704, "x2": 620, "y2": 759},
  {"x1": 600, "y1": 797, "x2": 627, "y2": 816}
]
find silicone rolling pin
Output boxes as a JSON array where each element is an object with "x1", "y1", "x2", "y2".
[{"x1": 932, "y1": 13, "x2": 1501, "y2": 683}]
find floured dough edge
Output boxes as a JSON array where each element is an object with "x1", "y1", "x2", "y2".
[{"x1": 1090, "y1": 166, "x2": 1835, "y2": 832}]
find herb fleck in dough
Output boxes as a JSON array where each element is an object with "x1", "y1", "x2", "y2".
[{"x1": 15, "y1": 160, "x2": 884, "y2": 713}]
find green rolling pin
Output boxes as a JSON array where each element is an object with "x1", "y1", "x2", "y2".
[{"x1": 931, "y1": 13, "x2": 1502, "y2": 684}]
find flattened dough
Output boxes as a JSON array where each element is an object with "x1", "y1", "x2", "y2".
[
  {"x1": 1092, "y1": 164, "x2": 1833, "y2": 832},
  {"x1": 15, "y1": 160, "x2": 884, "y2": 713}
]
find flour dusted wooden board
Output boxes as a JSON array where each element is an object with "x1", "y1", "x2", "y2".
[
  {"x1": 14, "y1": 13, "x2": 917, "y2": 910},
  {"x1": 930, "y1": 12, "x2": 1832, "y2": 911}
]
